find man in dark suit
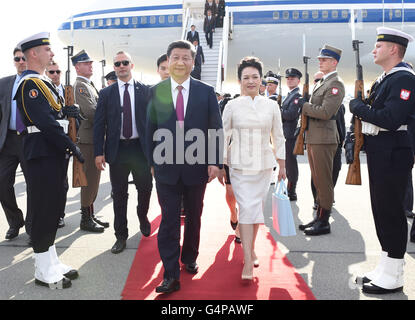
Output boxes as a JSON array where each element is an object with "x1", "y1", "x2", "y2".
[
  {"x1": 204, "y1": 10, "x2": 216, "y2": 49},
  {"x1": 146, "y1": 40, "x2": 223, "y2": 294},
  {"x1": 190, "y1": 40, "x2": 205, "y2": 80},
  {"x1": 0, "y1": 47, "x2": 29, "y2": 241},
  {"x1": 186, "y1": 25, "x2": 200, "y2": 44},
  {"x1": 94, "y1": 51, "x2": 153, "y2": 254}
]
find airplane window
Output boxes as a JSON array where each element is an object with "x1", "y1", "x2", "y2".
[
  {"x1": 82, "y1": 20, "x2": 87, "y2": 28},
  {"x1": 273, "y1": 12, "x2": 280, "y2": 20},
  {"x1": 302, "y1": 11, "x2": 309, "y2": 19},
  {"x1": 98, "y1": 19, "x2": 103, "y2": 27},
  {"x1": 132, "y1": 17, "x2": 138, "y2": 24},
  {"x1": 312, "y1": 11, "x2": 318, "y2": 19},
  {"x1": 140, "y1": 17, "x2": 146, "y2": 24},
  {"x1": 168, "y1": 15, "x2": 174, "y2": 23},
  {"x1": 150, "y1": 16, "x2": 156, "y2": 24},
  {"x1": 90, "y1": 20, "x2": 95, "y2": 27},
  {"x1": 115, "y1": 18, "x2": 120, "y2": 26},
  {"x1": 332, "y1": 10, "x2": 338, "y2": 18},
  {"x1": 283, "y1": 11, "x2": 289, "y2": 19},
  {"x1": 106, "y1": 19, "x2": 112, "y2": 26},
  {"x1": 395, "y1": 10, "x2": 402, "y2": 18},
  {"x1": 177, "y1": 15, "x2": 182, "y2": 23},
  {"x1": 293, "y1": 11, "x2": 299, "y2": 19},
  {"x1": 322, "y1": 11, "x2": 328, "y2": 19},
  {"x1": 159, "y1": 16, "x2": 165, "y2": 24},
  {"x1": 124, "y1": 17, "x2": 129, "y2": 25},
  {"x1": 342, "y1": 10, "x2": 348, "y2": 19},
  {"x1": 362, "y1": 10, "x2": 368, "y2": 18}
]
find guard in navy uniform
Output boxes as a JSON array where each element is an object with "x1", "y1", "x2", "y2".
[
  {"x1": 14, "y1": 32, "x2": 84, "y2": 290},
  {"x1": 349, "y1": 27, "x2": 415, "y2": 294},
  {"x1": 265, "y1": 73, "x2": 279, "y2": 101},
  {"x1": 281, "y1": 68, "x2": 302, "y2": 200}
]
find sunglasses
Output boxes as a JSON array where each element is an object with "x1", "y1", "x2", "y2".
[
  {"x1": 14, "y1": 56, "x2": 26, "y2": 62},
  {"x1": 48, "y1": 70, "x2": 61, "y2": 75},
  {"x1": 114, "y1": 60, "x2": 130, "y2": 67}
]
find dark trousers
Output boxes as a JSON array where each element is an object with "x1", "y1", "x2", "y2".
[
  {"x1": 27, "y1": 155, "x2": 68, "y2": 253},
  {"x1": 205, "y1": 30, "x2": 213, "y2": 48},
  {"x1": 156, "y1": 179, "x2": 207, "y2": 280},
  {"x1": 109, "y1": 139, "x2": 152, "y2": 241},
  {"x1": 191, "y1": 66, "x2": 202, "y2": 80},
  {"x1": 404, "y1": 172, "x2": 413, "y2": 211},
  {"x1": 0, "y1": 131, "x2": 30, "y2": 233},
  {"x1": 61, "y1": 160, "x2": 69, "y2": 219},
  {"x1": 366, "y1": 135, "x2": 413, "y2": 259},
  {"x1": 285, "y1": 139, "x2": 298, "y2": 186},
  {"x1": 311, "y1": 145, "x2": 342, "y2": 203}
]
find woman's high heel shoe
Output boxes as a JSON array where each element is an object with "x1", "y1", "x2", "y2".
[{"x1": 241, "y1": 263, "x2": 254, "y2": 280}]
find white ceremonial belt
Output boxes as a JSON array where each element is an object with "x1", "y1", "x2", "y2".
[
  {"x1": 379, "y1": 125, "x2": 407, "y2": 132},
  {"x1": 27, "y1": 120, "x2": 69, "y2": 134}
]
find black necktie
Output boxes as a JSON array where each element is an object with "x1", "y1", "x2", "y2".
[{"x1": 123, "y1": 83, "x2": 132, "y2": 139}]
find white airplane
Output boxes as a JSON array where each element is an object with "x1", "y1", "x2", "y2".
[{"x1": 58, "y1": 0, "x2": 415, "y2": 92}]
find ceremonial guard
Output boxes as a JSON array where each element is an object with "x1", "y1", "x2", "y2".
[
  {"x1": 297, "y1": 45, "x2": 345, "y2": 236},
  {"x1": 72, "y1": 50, "x2": 109, "y2": 232},
  {"x1": 265, "y1": 73, "x2": 279, "y2": 101},
  {"x1": 349, "y1": 27, "x2": 415, "y2": 294},
  {"x1": 14, "y1": 32, "x2": 83, "y2": 289},
  {"x1": 280, "y1": 68, "x2": 302, "y2": 200}
]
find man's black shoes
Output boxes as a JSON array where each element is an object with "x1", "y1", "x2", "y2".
[
  {"x1": 185, "y1": 262, "x2": 199, "y2": 274},
  {"x1": 111, "y1": 239, "x2": 126, "y2": 254},
  {"x1": 156, "y1": 278, "x2": 180, "y2": 293},
  {"x1": 5, "y1": 227, "x2": 20, "y2": 240}
]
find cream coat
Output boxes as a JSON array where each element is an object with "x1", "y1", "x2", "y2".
[{"x1": 222, "y1": 95, "x2": 285, "y2": 171}]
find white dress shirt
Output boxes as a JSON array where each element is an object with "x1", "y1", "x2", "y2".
[
  {"x1": 170, "y1": 77, "x2": 190, "y2": 117},
  {"x1": 118, "y1": 78, "x2": 139, "y2": 139}
]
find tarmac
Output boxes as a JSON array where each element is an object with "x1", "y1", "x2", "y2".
[{"x1": 1, "y1": 152, "x2": 415, "y2": 301}]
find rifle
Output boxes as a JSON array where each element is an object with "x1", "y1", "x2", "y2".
[
  {"x1": 276, "y1": 59, "x2": 282, "y2": 107},
  {"x1": 64, "y1": 45, "x2": 88, "y2": 188},
  {"x1": 345, "y1": 40, "x2": 364, "y2": 185},
  {"x1": 293, "y1": 55, "x2": 310, "y2": 155}
]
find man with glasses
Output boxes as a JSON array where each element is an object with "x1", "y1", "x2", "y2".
[
  {"x1": 94, "y1": 51, "x2": 153, "y2": 254},
  {"x1": 46, "y1": 61, "x2": 64, "y2": 98},
  {"x1": 0, "y1": 48, "x2": 30, "y2": 241},
  {"x1": 72, "y1": 50, "x2": 108, "y2": 233}
]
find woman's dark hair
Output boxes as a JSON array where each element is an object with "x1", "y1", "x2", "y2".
[
  {"x1": 167, "y1": 40, "x2": 196, "y2": 59},
  {"x1": 237, "y1": 56, "x2": 263, "y2": 80}
]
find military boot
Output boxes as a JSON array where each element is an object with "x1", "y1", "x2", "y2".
[
  {"x1": 80, "y1": 207, "x2": 104, "y2": 233},
  {"x1": 287, "y1": 181, "x2": 297, "y2": 201},
  {"x1": 299, "y1": 207, "x2": 319, "y2": 231},
  {"x1": 304, "y1": 207, "x2": 331, "y2": 236},
  {"x1": 90, "y1": 204, "x2": 109, "y2": 228}
]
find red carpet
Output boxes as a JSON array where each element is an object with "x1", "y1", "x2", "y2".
[{"x1": 121, "y1": 184, "x2": 315, "y2": 300}]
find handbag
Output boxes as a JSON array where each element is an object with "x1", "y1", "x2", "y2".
[{"x1": 272, "y1": 180, "x2": 296, "y2": 236}]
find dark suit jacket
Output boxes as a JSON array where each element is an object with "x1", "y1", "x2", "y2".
[
  {"x1": 146, "y1": 77, "x2": 223, "y2": 186},
  {"x1": 204, "y1": 2, "x2": 217, "y2": 16},
  {"x1": 94, "y1": 80, "x2": 150, "y2": 165},
  {"x1": 0, "y1": 75, "x2": 16, "y2": 152},
  {"x1": 280, "y1": 87, "x2": 302, "y2": 139},
  {"x1": 204, "y1": 16, "x2": 216, "y2": 33},
  {"x1": 186, "y1": 30, "x2": 200, "y2": 44}
]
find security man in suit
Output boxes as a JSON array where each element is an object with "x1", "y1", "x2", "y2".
[
  {"x1": 297, "y1": 44, "x2": 345, "y2": 236},
  {"x1": 105, "y1": 71, "x2": 118, "y2": 86},
  {"x1": 191, "y1": 40, "x2": 205, "y2": 80},
  {"x1": 15, "y1": 32, "x2": 83, "y2": 289},
  {"x1": 0, "y1": 48, "x2": 29, "y2": 241},
  {"x1": 349, "y1": 27, "x2": 415, "y2": 294},
  {"x1": 73, "y1": 50, "x2": 108, "y2": 233},
  {"x1": 186, "y1": 25, "x2": 200, "y2": 44},
  {"x1": 281, "y1": 68, "x2": 302, "y2": 201}
]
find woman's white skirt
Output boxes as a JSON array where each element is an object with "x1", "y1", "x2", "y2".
[{"x1": 229, "y1": 168, "x2": 273, "y2": 224}]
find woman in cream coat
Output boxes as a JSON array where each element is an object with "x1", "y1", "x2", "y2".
[{"x1": 222, "y1": 57, "x2": 286, "y2": 280}]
